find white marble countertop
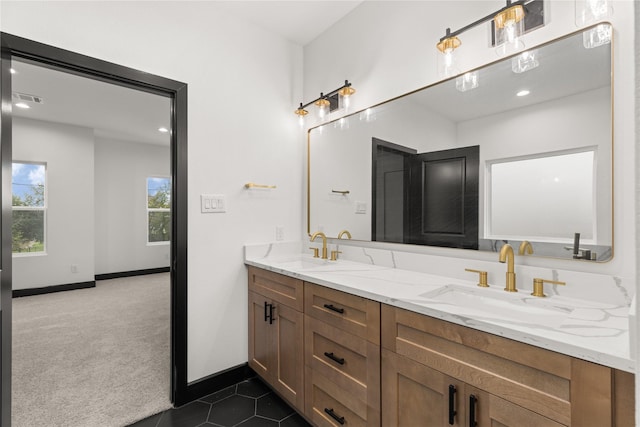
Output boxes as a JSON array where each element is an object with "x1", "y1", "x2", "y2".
[{"x1": 245, "y1": 244, "x2": 634, "y2": 373}]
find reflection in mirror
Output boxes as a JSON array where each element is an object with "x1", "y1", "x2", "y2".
[{"x1": 308, "y1": 24, "x2": 612, "y2": 261}]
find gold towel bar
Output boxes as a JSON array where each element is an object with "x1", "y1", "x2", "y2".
[{"x1": 245, "y1": 182, "x2": 276, "y2": 189}]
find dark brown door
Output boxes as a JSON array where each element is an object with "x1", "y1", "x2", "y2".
[{"x1": 406, "y1": 146, "x2": 479, "y2": 249}]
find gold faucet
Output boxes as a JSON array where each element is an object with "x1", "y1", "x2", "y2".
[
  {"x1": 499, "y1": 244, "x2": 517, "y2": 292},
  {"x1": 518, "y1": 240, "x2": 533, "y2": 255},
  {"x1": 337, "y1": 229, "x2": 352, "y2": 240},
  {"x1": 310, "y1": 231, "x2": 328, "y2": 259}
]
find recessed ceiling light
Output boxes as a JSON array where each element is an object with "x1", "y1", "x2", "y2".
[
  {"x1": 15, "y1": 102, "x2": 30, "y2": 109},
  {"x1": 516, "y1": 90, "x2": 530, "y2": 97},
  {"x1": 158, "y1": 127, "x2": 169, "y2": 133},
  {"x1": 10, "y1": 68, "x2": 16, "y2": 74}
]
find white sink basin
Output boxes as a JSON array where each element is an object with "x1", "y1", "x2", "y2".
[
  {"x1": 421, "y1": 284, "x2": 573, "y2": 328},
  {"x1": 270, "y1": 257, "x2": 331, "y2": 270}
]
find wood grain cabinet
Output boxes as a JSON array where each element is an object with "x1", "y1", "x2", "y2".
[
  {"x1": 381, "y1": 304, "x2": 635, "y2": 427},
  {"x1": 248, "y1": 267, "x2": 304, "y2": 412},
  {"x1": 304, "y1": 283, "x2": 381, "y2": 427}
]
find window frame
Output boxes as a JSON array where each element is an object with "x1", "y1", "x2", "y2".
[
  {"x1": 146, "y1": 175, "x2": 171, "y2": 245},
  {"x1": 11, "y1": 161, "x2": 47, "y2": 257}
]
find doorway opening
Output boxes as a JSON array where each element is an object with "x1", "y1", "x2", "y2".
[{"x1": 0, "y1": 33, "x2": 189, "y2": 425}]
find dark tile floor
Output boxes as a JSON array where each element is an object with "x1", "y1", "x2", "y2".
[{"x1": 128, "y1": 377, "x2": 312, "y2": 427}]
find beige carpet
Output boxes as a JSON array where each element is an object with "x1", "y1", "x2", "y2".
[{"x1": 12, "y1": 273, "x2": 172, "y2": 427}]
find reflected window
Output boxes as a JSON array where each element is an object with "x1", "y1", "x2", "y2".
[{"x1": 488, "y1": 150, "x2": 595, "y2": 242}]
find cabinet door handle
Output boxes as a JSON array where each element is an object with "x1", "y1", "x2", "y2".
[
  {"x1": 448, "y1": 384, "x2": 457, "y2": 425},
  {"x1": 323, "y1": 303, "x2": 345, "y2": 314},
  {"x1": 264, "y1": 302, "x2": 274, "y2": 324},
  {"x1": 324, "y1": 351, "x2": 345, "y2": 365},
  {"x1": 324, "y1": 408, "x2": 345, "y2": 425},
  {"x1": 469, "y1": 394, "x2": 478, "y2": 427}
]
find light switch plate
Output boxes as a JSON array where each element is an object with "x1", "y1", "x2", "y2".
[{"x1": 201, "y1": 194, "x2": 226, "y2": 213}]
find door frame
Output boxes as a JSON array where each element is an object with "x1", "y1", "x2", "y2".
[{"x1": 0, "y1": 33, "x2": 189, "y2": 423}]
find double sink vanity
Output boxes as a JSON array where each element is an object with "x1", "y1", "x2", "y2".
[
  {"x1": 245, "y1": 241, "x2": 635, "y2": 427},
  {"x1": 245, "y1": 22, "x2": 631, "y2": 427}
]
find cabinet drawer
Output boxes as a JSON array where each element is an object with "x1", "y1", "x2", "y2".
[
  {"x1": 381, "y1": 304, "x2": 572, "y2": 425},
  {"x1": 305, "y1": 315, "x2": 380, "y2": 409},
  {"x1": 305, "y1": 366, "x2": 379, "y2": 427},
  {"x1": 248, "y1": 266, "x2": 303, "y2": 311},
  {"x1": 305, "y1": 282, "x2": 380, "y2": 344}
]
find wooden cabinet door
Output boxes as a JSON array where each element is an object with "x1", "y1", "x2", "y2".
[
  {"x1": 382, "y1": 349, "x2": 465, "y2": 427},
  {"x1": 272, "y1": 301, "x2": 304, "y2": 412},
  {"x1": 248, "y1": 290, "x2": 304, "y2": 412},
  {"x1": 466, "y1": 386, "x2": 566, "y2": 427},
  {"x1": 248, "y1": 291, "x2": 273, "y2": 379}
]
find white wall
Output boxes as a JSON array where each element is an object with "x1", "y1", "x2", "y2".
[
  {"x1": 94, "y1": 137, "x2": 170, "y2": 275},
  {"x1": 12, "y1": 117, "x2": 95, "y2": 290},
  {"x1": 1, "y1": 1, "x2": 303, "y2": 382}
]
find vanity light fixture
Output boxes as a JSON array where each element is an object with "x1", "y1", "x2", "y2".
[
  {"x1": 294, "y1": 80, "x2": 356, "y2": 126},
  {"x1": 436, "y1": 0, "x2": 543, "y2": 73}
]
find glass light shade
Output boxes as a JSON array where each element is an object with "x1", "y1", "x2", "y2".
[
  {"x1": 494, "y1": 5, "x2": 525, "y2": 56},
  {"x1": 294, "y1": 106, "x2": 308, "y2": 127},
  {"x1": 436, "y1": 36, "x2": 461, "y2": 78},
  {"x1": 512, "y1": 50, "x2": 540, "y2": 73},
  {"x1": 583, "y1": 23, "x2": 611, "y2": 49},
  {"x1": 314, "y1": 98, "x2": 330, "y2": 120},
  {"x1": 575, "y1": 0, "x2": 612, "y2": 26},
  {"x1": 455, "y1": 72, "x2": 479, "y2": 92}
]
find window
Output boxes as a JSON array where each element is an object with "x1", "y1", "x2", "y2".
[
  {"x1": 147, "y1": 177, "x2": 171, "y2": 243},
  {"x1": 12, "y1": 162, "x2": 46, "y2": 254}
]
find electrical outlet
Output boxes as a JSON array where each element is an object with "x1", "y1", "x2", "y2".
[{"x1": 276, "y1": 226, "x2": 285, "y2": 241}]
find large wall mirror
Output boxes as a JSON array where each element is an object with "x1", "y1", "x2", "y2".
[{"x1": 308, "y1": 24, "x2": 613, "y2": 261}]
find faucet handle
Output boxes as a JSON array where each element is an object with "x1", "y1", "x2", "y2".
[
  {"x1": 330, "y1": 250, "x2": 342, "y2": 261},
  {"x1": 465, "y1": 268, "x2": 489, "y2": 288},
  {"x1": 309, "y1": 247, "x2": 320, "y2": 258},
  {"x1": 531, "y1": 278, "x2": 566, "y2": 298}
]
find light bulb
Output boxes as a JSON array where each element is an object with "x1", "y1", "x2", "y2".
[
  {"x1": 576, "y1": 0, "x2": 612, "y2": 26},
  {"x1": 436, "y1": 35, "x2": 461, "y2": 78}
]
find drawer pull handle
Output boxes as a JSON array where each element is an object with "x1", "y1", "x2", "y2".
[
  {"x1": 264, "y1": 302, "x2": 274, "y2": 325},
  {"x1": 469, "y1": 394, "x2": 478, "y2": 427},
  {"x1": 324, "y1": 408, "x2": 345, "y2": 425},
  {"x1": 323, "y1": 304, "x2": 344, "y2": 314},
  {"x1": 448, "y1": 384, "x2": 457, "y2": 425},
  {"x1": 324, "y1": 352, "x2": 345, "y2": 365}
]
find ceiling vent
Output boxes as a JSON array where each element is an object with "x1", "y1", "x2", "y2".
[{"x1": 12, "y1": 92, "x2": 44, "y2": 104}]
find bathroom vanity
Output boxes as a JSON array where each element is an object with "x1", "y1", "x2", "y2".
[{"x1": 245, "y1": 247, "x2": 634, "y2": 427}]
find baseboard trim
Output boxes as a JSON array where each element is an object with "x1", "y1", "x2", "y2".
[
  {"x1": 175, "y1": 363, "x2": 255, "y2": 407},
  {"x1": 13, "y1": 281, "x2": 96, "y2": 298},
  {"x1": 95, "y1": 267, "x2": 170, "y2": 281}
]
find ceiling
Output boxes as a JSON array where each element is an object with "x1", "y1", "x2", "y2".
[{"x1": 10, "y1": 1, "x2": 362, "y2": 145}]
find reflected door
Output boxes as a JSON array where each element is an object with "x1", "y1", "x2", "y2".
[{"x1": 407, "y1": 145, "x2": 479, "y2": 249}]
